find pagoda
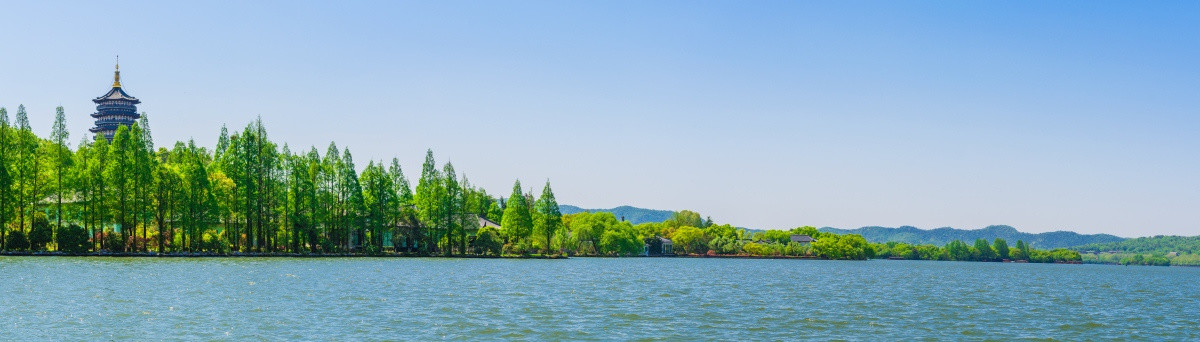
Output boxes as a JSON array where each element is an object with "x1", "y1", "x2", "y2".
[{"x1": 90, "y1": 59, "x2": 141, "y2": 141}]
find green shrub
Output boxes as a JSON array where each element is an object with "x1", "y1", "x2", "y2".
[
  {"x1": 56, "y1": 224, "x2": 91, "y2": 254},
  {"x1": 473, "y1": 226, "x2": 503, "y2": 256},
  {"x1": 5, "y1": 229, "x2": 29, "y2": 251},
  {"x1": 104, "y1": 230, "x2": 126, "y2": 252},
  {"x1": 28, "y1": 213, "x2": 53, "y2": 251}
]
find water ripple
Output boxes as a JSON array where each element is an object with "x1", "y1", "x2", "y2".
[{"x1": 1, "y1": 257, "x2": 1198, "y2": 340}]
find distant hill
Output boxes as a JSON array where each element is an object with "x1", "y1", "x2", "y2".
[
  {"x1": 819, "y1": 225, "x2": 1125, "y2": 249},
  {"x1": 1072, "y1": 235, "x2": 1200, "y2": 254},
  {"x1": 558, "y1": 205, "x2": 674, "y2": 225}
]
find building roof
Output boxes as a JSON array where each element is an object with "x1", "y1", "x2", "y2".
[
  {"x1": 790, "y1": 234, "x2": 815, "y2": 243},
  {"x1": 478, "y1": 216, "x2": 501, "y2": 229},
  {"x1": 93, "y1": 86, "x2": 140, "y2": 103}
]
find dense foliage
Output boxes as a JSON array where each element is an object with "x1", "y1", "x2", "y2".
[
  {"x1": 0, "y1": 104, "x2": 1134, "y2": 265},
  {"x1": 872, "y1": 238, "x2": 1081, "y2": 263},
  {"x1": 1072, "y1": 236, "x2": 1200, "y2": 266},
  {"x1": 0, "y1": 107, "x2": 539, "y2": 256}
]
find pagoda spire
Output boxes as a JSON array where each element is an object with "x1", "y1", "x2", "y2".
[{"x1": 113, "y1": 55, "x2": 122, "y2": 88}]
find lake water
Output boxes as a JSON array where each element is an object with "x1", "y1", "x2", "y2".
[{"x1": 1, "y1": 257, "x2": 1197, "y2": 340}]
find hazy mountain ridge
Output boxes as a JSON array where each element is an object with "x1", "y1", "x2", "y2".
[
  {"x1": 558, "y1": 205, "x2": 675, "y2": 225},
  {"x1": 819, "y1": 225, "x2": 1126, "y2": 249}
]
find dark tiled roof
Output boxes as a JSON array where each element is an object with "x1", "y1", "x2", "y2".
[
  {"x1": 790, "y1": 234, "x2": 815, "y2": 243},
  {"x1": 93, "y1": 87, "x2": 140, "y2": 103}
]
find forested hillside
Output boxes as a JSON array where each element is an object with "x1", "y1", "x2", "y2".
[
  {"x1": 557, "y1": 205, "x2": 674, "y2": 225},
  {"x1": 1073, "y1": 235, "x2": 1200, "y2": 254},
  {"x1": 820, "y1": 225, "x2": 1125, "y2": 249}
]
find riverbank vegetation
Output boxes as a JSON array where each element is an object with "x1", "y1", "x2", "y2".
[
  {"x1": 0, "y1": 105, "x2": 1090, "y2": 264},
  {"x1": 557, "y1": 210, "x2": 1080, "y2": 263},
  {"x1": 0, "y1": 106, "x2": 568, "y2": 256}
]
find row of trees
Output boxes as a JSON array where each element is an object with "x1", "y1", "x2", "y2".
[
  {"x1": 552, "y1": 207, "x2": 1082, "y2": 262},
  {"x1": 1080, "y1": 252, "x2": 1200, "y2": 266},
  {"x1": 0, "y1": 105, "x2": 567, "y2": 255},
  {"x1": 551, "y1": 211, "x2": 876, "y2": 260},
  {"x1": 873, "y1": 238, "x2": 1081, "y2": 263}
]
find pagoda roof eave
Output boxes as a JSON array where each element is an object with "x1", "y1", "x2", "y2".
[{"x1": 92, "y1": 87, "x2": 140, "y2": 103}]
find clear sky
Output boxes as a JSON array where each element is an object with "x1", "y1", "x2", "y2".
[{"x1": 1, "y1": 1, "x2": 1197, "y2": 237}]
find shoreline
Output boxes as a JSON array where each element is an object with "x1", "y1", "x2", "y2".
[
  {"x1": 9, "y1": 252, "x2": 1176, "y2": 266},
  {"x1": 0, "y1": 251, "x2": 567, "y2": 259},
  {"x1": 0, "y1": 251, "x2": 1084, "y2": 264}
]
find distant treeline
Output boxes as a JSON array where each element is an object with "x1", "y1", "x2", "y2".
[
  {"x1": 821, "y1": 225, "x2": 1125, "y2": 249},
  {"x1": 563, "y1": 210, "x2": 1081, "y2": 263},
  {"x1": 1074, "y1": 236, "x2": 1200, "y2": 266},
  {"x1": 870, "y1": 239, "x2": 1081, "y2": 263}
]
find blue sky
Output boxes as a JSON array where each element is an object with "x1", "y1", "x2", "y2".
[{"x1": 1, "y1": 1, "x2": 1197, "y2": 236}]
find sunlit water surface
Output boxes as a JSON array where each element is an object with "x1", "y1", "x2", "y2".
[{"x1": 1, "y1": 257, "x2": 1197, "y2": 340}]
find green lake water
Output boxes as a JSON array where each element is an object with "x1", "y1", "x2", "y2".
[{"x1": 1, "y1": 257, "x2": 1197, "y2": 340}]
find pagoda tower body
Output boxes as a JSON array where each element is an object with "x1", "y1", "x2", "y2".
[{"x1": 90, "y1": 61, "x2": 141, "y2": 141}]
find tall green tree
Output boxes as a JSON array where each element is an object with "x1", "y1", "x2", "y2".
[
  {"x1": 974, "y1": 238, "x2": 997, "y2": 261},
  {"x1": 217, "y1": 132, "x2": 245, "y2": 250},
  {"x1": 442, "y1": 163, "x2": 461, "y2": 255},
  {"x1": 215, "y1": 124, "x2": 230, "y2": 160},
  {"x1": 178, "y1": 140, "x2": 214, "y2": 251},
  {"x1": 321, "y1": 142, "x2": 341, "y2": 250},
  {"x1": 135, "y1": 116, "x2": 156, "y2": 251},
  {"x1": 340, "y1": 148, "x2": 365, "y2": 251},
  {"x1": 82, "y1": 137, "x2": 112, "y2": 250},
  {"x1": 0, "y1": 107, "x2": 12, "y2": 249},
  {"x1": 153, "y1": 150, "x2": 182, "y2": 252},
  {"x1": 50, "y1": 106, "x2": 71, "y2": 231},
  {"x1": 106, "y1": 126, "x2": 135, "y2": 246},
  {"x1": 501, "y1": 180, "x2": 533, "y2": 247},
  {"x1": 360, "y1": 160, "x2": 395, "y2": 252},
  {"x1": 389, "y1": 158, "x2": 413, "y2": 206},
  {"x1": 994, "y1": 238, "x2": 1010, "y2": 260},
  {"x1": 0, "y1": 155, "x2": 10, "y2": 251},
  {"x1": 258, "y1": 129, "x2": 281, "y2": 252},
  {"x1": 413, "y1": 150, "x2": 444, "y2": 254},
  {"x1": 1013, "y1": 240, "x2": 1031, "y2": 261},
  {"x1": 12, "y1": 104, "x2": 41, "y2": 235},
  {"x1": 388, "y1": 158, "x2": 419, "y2": 251},
  {"x1": 285, "y1": 147, "x2": 320, "y2": 252},
  {"x1": 533, "y1": 180, "x2": 563, "y2": 254},
  {"x1": 305, "y1": 147, "x2": 324, "y2": 251},
  {"x1": 458, "y1": 175, "x2": 484, "y2": 254},
  {"x1": 946, "y1": 240, "x2": 971, "y2": 261}
]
